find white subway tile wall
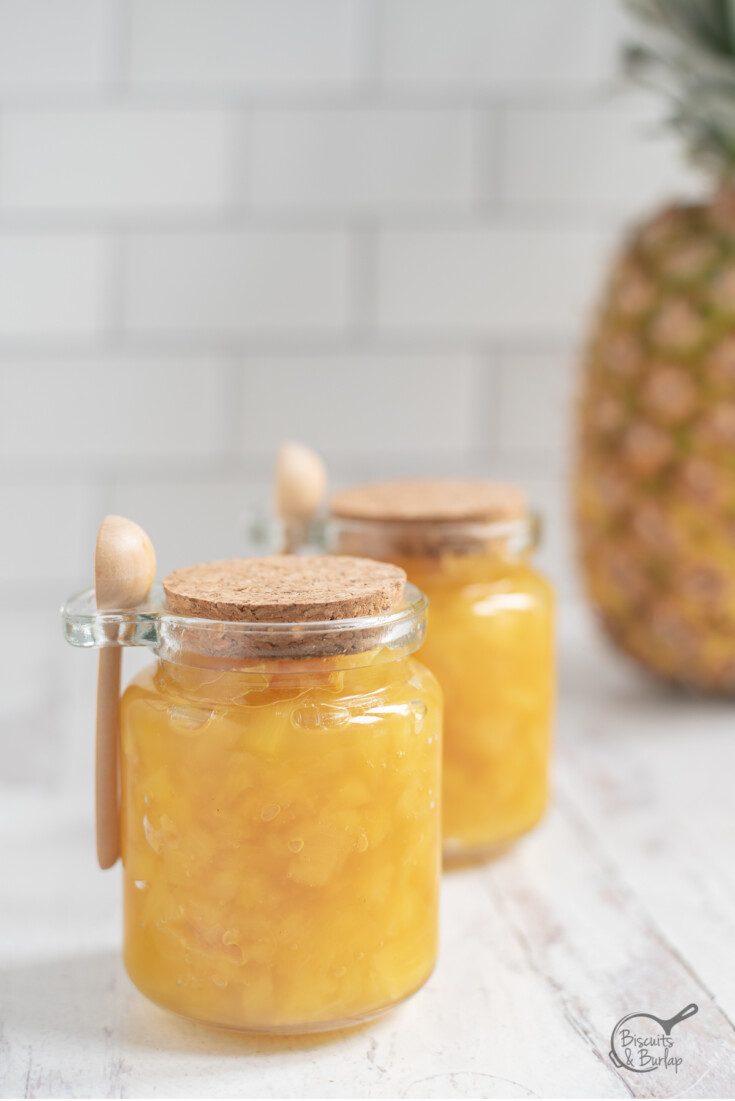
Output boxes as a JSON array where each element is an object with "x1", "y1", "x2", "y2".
[
  {"x1": 0, "y1": 110, "x2": 234, "y2": 213},
  {"x1": 380, "y1": 0, "x2": 620, "y2": 90},
  {"x1": 0, "y1": 0, "x2": 705, "y2": 788},
  {"x1": 0, "y1": 234, "x2": 109, "y2": 339},
  {"x1": 237, "y1": 354, "x2": 479, "y2": 455},
  {"x1": 123, "y1": 230, "x2": 354, "y2": 336},
  {"x1": 375, "y1": 225, "x2": 616, "y2": 337},
  {"x1": 500, "y1": 97, "x2": 701, "y2": 213},
  {"x1": 129, "y1": 0, "x2": 368, "y2": 91},
  {"x1": 0, "y1": 1, "x2": 118, "y2": 92},
  {"x1": 250, "y1": 108, "x2": 477, "y2": 210},
  {"x1": 0, "y1": 360, "x2": 231, "y2": 460}
]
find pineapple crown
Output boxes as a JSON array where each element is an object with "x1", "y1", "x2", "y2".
[{"x1": 626, "y1": 0, "x2": 735, "y2": 179}]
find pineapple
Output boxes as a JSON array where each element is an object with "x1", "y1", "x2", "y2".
[{"x1": 576, "y1": 0, "x2": 735, "y2": 692}]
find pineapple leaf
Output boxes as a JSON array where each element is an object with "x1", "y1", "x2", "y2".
[{"x1": 626, "y1": 0, "x2": 735, "y2": 175}]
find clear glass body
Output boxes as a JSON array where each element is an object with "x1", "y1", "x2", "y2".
[
  {"x1": 325, "y1": 519, "x2": 554, "y2": 862},
  {"x1": 62, "y1": 586, "x2": 441, "y2": 1033}
]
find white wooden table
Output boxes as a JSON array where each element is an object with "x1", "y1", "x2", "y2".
[{"x1": 3, "y1": 606, "x2": 735, "y2": 1099}]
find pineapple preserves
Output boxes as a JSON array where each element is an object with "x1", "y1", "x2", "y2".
[
  {"x1": 327, "y1": 480, "x2": 555, "y2": 863},
  {"x1": 64, "y1": 556, "x2": 441, "y2": 1033}
]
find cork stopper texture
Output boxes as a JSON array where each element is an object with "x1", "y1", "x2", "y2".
[
  {"x1": 163, "y1": 555, "x2": 406, "y2": 623},
  {"x1": 330, "y1": 478, "x2": 527, "y2": 523}
]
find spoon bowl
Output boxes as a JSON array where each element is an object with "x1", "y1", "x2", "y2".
[{"x1": 95, "y1": 515, "x2": 156, "y2": 610}]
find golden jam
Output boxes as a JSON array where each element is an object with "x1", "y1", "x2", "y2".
[
  {"x1": 397, "y1": 550, "x2": 554, "y2": 857},
  {"x1": 120, "y1": 651, "x2": 441, "y2": 1032},
  {"x1": 325, "y1": 484, "x2": 555, "y2": 861}
]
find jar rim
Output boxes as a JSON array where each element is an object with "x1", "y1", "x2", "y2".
[
  {"x1": 323, "y1": 511, "x2": 541, "y2": 559},
  {"x1": 245, "y1": 509, "x2": 540, "y2": 557},
  {"x1": 61, "y1": 582, "x2": 428, "y2": 662},
  {"x1": 326, "y1": 512, "x2": 538, "y2": 542}
]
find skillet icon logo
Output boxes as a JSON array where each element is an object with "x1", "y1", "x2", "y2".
[{"x1": 609, "y1": 1002, "x2": 698, "y2": 1074}]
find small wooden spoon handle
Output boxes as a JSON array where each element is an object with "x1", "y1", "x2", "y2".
[
  {"x1": 282, "y1": 517, "x2": 306, "y2": 555},
  {"x1": 96, "y1": 647, "x2": 121, "y2": 869}
]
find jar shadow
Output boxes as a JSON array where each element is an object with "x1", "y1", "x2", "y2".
[
  {"x1": 442, "y1": 841, "x2": 515, "y2": 873},
  {"x1": 0, "y1": 949, "x2": 377, "y2": 1058}
]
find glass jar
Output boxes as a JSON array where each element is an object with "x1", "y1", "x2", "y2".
[
  {"x1": 322, "y1": 482, "x2": 555, "y2": 864},
  {"x1": 62, "y1": 561, "x2": 441, "y2": 1034}
]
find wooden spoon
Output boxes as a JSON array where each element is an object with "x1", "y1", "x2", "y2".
[
  {"x1": 275, "y1": 441, "x2": 327, "y2": 553},
  {"x1": 94, "y1": 515, "x2": 156, "y2": 869}
]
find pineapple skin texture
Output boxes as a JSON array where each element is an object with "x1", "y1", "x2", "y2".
[{"x1": 576, "y1": 197, "x2": 735, "y2": 693}]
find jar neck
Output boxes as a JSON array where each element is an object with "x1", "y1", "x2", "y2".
[
  {"x1": 157, "y1": 648, "x2": 413, "y2": 704},
  {"x1": 325, "y1": 514, "x2": 539, "y2": 565},
  {"x1": 153, "y1": 582, "x2": 427, "y2": 666},
  {"x1": 60, "y1": 583, "x2": 427, "y2": 665}
]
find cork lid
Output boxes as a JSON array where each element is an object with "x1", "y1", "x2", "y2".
[
  {"x1": 162, "y1": 555, "x2": 406, "y2": 624},
  {"x1": 330, "y1": 479, "x2": 527, "y2": 524}
]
